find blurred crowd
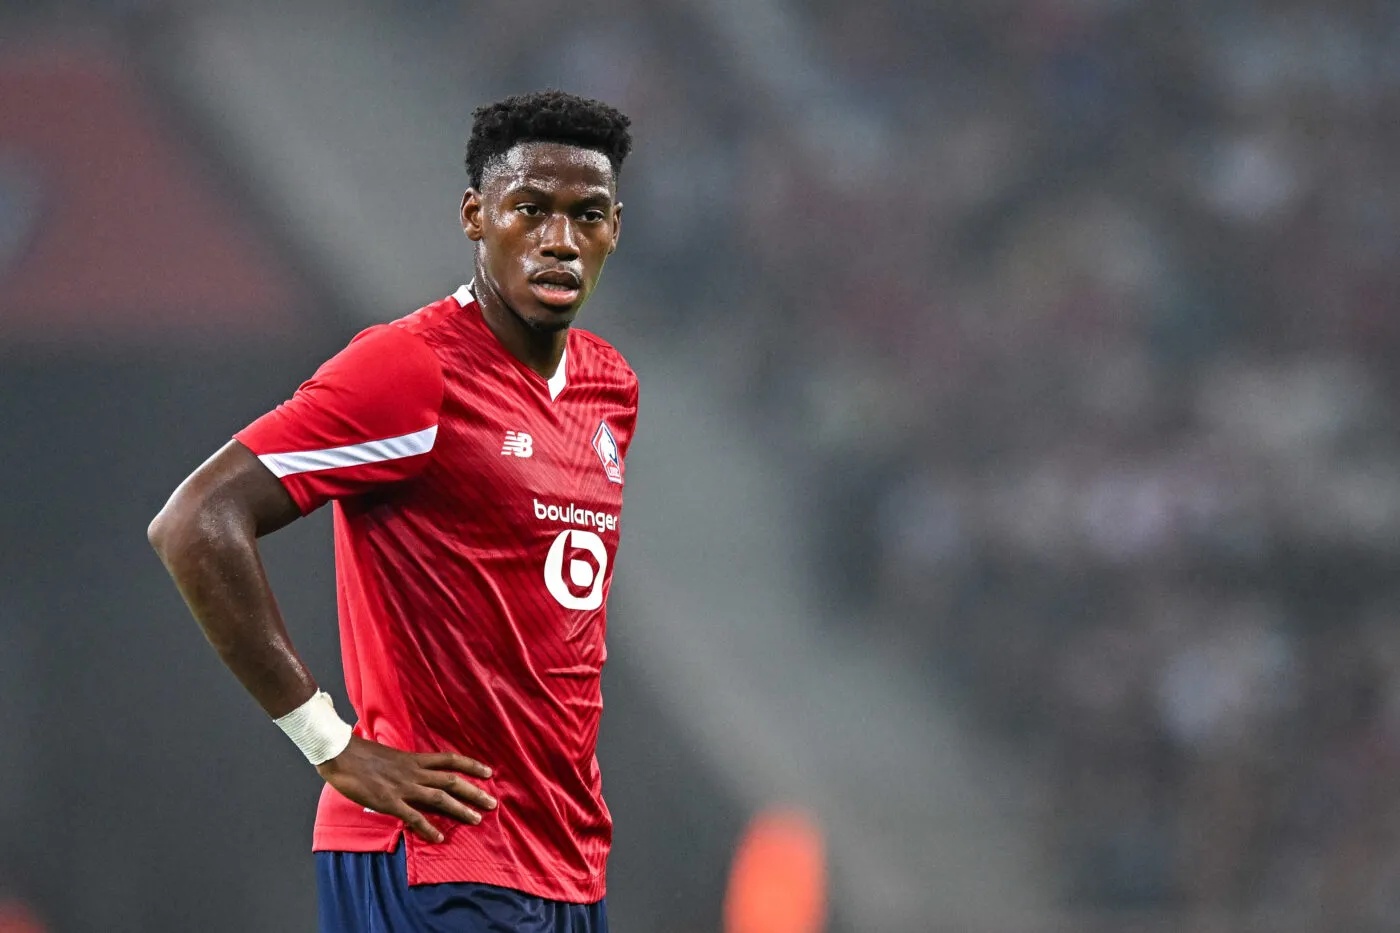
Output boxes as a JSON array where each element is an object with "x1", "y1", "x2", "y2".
[
  {"x1": 477, "y1": 0, "x2": 1400, "y2": 925},
  {"x1": 775, "y1": 0, "x2": 1400, "y2": 926}
]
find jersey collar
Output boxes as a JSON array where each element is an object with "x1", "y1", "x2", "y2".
[{"x1": 454, "y1": 281, "x2": 568, "y2": 401}]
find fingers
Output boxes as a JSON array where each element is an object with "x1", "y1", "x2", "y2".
[
  {"x1": 420, "y1": 770, "x2": 498, "y2": 811},
  {"x1": 376, "y1": 747, "x2": 497, "y2": 841},
  {"x1": 385, "y1": 800, "x2": 444, "y2": 844},
  {"x1": 324, "y1": 742, "x2": 498, "y2": 843},
  {"x1": 416, "y1": 751, "x2": 492, "y2": 780},
  {"x1": 407, "y1": 785, "x2": 483, "y2": 827}
]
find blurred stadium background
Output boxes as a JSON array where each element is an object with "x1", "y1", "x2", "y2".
[{"x1": 4, "y1": 0, "x2": 1400, "y2": 931}]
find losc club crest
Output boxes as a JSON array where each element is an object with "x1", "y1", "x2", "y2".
[{"x1": 591, "y1": 420, "x2": 623, "y2": 485}]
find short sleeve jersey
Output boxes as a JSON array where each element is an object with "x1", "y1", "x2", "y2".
[{"x1": 235, "y1": 285, "x2": 638, "y2": 903}]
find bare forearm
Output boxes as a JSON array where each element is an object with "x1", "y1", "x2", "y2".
[
  {"x1": 151, "y1": 507, "x2": 315, "y2": 717},
  {"x1": 149, "y1": 451, "x2": 317, "y2": 719}
]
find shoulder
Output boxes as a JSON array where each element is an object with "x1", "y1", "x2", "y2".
[
  {"x1": 305, "y1": 310, "x2": 448, "y2": 419},
  {"x1": 572, "y1": 328, "x2": 639, "y2": 396},
  {"x1": 338, "y1": 289, "x2": 471, "y2": 378},
  {"x1": 329, "y1": 322, "x2": 441, "y2": 386},
  {"x1": 389, "y1": 292, "x2": 468, "y2": 342}
]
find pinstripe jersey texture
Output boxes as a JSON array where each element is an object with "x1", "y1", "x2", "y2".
[{"x1": 236, "y1": 286, "x2": 638, "y2": 904}]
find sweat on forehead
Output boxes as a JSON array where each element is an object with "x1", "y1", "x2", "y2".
[{"x1": 478, "y1": 141, "x2": 617, "y2": 192}]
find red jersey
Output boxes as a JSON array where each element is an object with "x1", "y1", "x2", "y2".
[{"x1": 235, "y1": 285, "x2": 637, "y2": 903}]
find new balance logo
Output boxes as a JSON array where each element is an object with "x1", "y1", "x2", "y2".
[{"x1": 501, "y1": 431, "x2": 533, "y2": 458}]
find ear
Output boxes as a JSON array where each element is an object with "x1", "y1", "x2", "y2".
[
  {"x1": 461, "y1": 189, "x2": 484, "y2": 242},
  {"x1": 607, "y1": 202, "x2": 623, "y2": 255}
]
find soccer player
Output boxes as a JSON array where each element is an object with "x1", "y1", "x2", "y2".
[{"x1": 148, "y1": 91, "x2": 636, "y2": 932}]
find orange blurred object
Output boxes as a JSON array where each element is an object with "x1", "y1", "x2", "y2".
[
  {"x1": 723, "y1": 807, "x2": 828, "y2": 933},
  {"x1": 0, "y1": 901, "x2": 46, "y2": 933}
]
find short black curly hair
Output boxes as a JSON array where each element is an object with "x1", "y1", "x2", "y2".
[{"x1": 465, "y1": 90, "x2": 632, "y2": 190}]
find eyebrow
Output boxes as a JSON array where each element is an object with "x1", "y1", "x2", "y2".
[{"x1": 505, "y1": 183, "x2": 614, "y2": 204}]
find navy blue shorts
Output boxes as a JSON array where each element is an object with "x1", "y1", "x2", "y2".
[{"x1": 316, "y1": 843, "x2": 608, "y2": 933}]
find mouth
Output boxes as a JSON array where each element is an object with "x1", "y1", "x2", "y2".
[{"x1": 528, "y1": 270, "x2": 583, "y2": 309}]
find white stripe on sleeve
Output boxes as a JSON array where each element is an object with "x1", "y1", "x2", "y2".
[{"x1": 257, "y1": 425, "x2": 439, "y2": 478}]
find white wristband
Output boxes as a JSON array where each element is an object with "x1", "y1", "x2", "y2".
[{"x1": 274, "y1": 690, "x2": 354, "y2": 766}]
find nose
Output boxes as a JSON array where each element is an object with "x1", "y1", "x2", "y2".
[{"x1": 539, "y1": 212, "x2": 580, "y2": 261}]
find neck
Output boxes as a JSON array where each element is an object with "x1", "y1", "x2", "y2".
[{"x1": 472, "y1": 270, "x2": 568, "y2": 380}]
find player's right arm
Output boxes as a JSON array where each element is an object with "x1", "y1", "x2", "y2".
[{"x1": 147, "y1": 325, "x2": 496, "y2": 843}]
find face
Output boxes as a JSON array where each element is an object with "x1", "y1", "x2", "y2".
[{"x1": 461, "y1": 141, "x2": 622, "y2": 332}]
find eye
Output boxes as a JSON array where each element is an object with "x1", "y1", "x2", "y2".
[
  {"x1": 580, "y1": 209, "x2": 607, "y2": 223},
  {"x1": 516, "y1": 204, "x2": 543, "y2": 217}
]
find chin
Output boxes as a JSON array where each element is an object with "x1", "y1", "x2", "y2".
[{"x1": 523, "y1": 308, "x2": 577, "y2": 333}]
